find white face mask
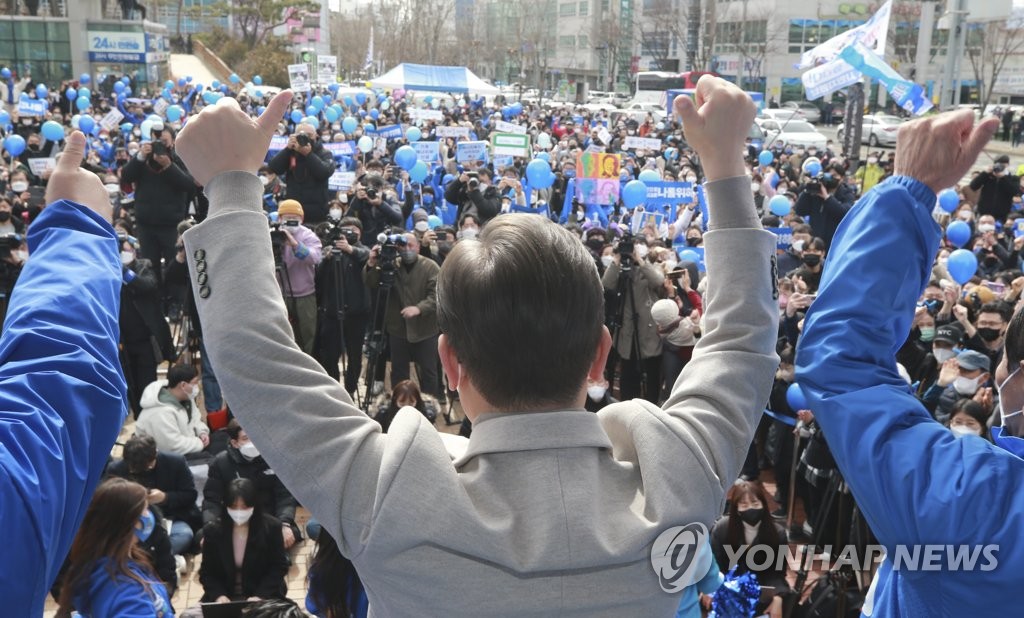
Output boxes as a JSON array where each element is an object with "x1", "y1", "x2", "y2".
[
  {"x1": 414, "y1": 220, "x2": 429, "y2": 232},
  {"x1": 10, "y1": 181, "x2": 28, "y2": 193},
  {"x1": 601, "y1": 254, "x2": 614, "y2": 268},
  {"x1": 127, "y1": 147, "x2": 139, "y2": 157},
  {"x1": 329, "y1": 208, "x2": 343, "y2": 221},
  {"x1": 953, "y1": 375, "x2": 983, "y2": 396},
  {"x1": 227, "y1": 507, "x2": 254, "y2": 525},
  {"x1": 950, "y1": 424, "x2": 982, "y2": 438},
  {"x1": 120, "y1": 250, "x2": 135, "y2": 265},
  {"x1": 105, "y1": 183, "x2": 120, "y2": 195},
  {"x1": 791, "y1": 239, "x2": 805, "y2": 253},
  {"x1": 978, "y1": 223, "x2": 996, "y2": 233},
  {"x1": 460, "y1": 227, "x2": 478, "y2": 240},
  {"x1": 587, "y1": 385, "x2": 607, "y2": 400},
  {"x1": 14, "y1": 250, "x2": 27, "y2": 262},
  {"x1": 238, "y1": 441, "x2": 260, "y2": 460},
  {"x1": 189, "y1": 383, "x2": 200, "y2": 399},
  {"x1": 636, "y1": 245, "x2": 649, "y2": 259},
  {"x1": 751, "y1": 182, "x2": 761, "y2": 193},
  {"x1": 260, "y1": 175, "x2": 270, "y2": 186},
  {"x1": 867, "y1": 157, "x2": 878, "y2": 165},
  {"x1": 933, "y1": 348, "x2": 956, "y2": 364},
  {"x1": 685, "y1": 176, "x2": 697, "y2": 183}
]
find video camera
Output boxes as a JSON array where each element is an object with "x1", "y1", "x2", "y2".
[
  {"x1": 466, "y1": 171, "x2": 480, "y2": 191},
  {"x1": 322, "y1": 220, "x2": 360, "y2": 248},
  {"x1": 377, "y1": 232, "x2": 408, "y2": 268},
  {"x1": 614, "y1": 232, "x2": 635, "y2": 270},
  {"x1": 0, "y1": 233, "x2": 23, "y2": 251}
]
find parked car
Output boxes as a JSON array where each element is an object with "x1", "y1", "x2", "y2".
[
  {"x1": 836, "y1": 115, "x2": 901, "y2": 147},
  {"x1": 759, "y1": 108, "x2": 803, "y2": 123},
  {"x1": 781, "y1": 101, "x2": 822, "y2": 124},
  {"x1": 757, "y1": 118, "x2": 827, "y2": 150},
  {"x1": 748, "y1": 122, "x2": 766, "y2": 151}
]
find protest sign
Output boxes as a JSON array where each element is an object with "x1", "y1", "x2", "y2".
[
  {"x1": 457, "y1": 141, "x2": 488, "y2": 163},
  {"x1": 28, "y1": 157, "x2": 56, "y2": 176},
  {"x1": 436, "y1": 125, "x2": 470, "y2": 139},
  {"x1": 17, "y1": 98, "x2": 45, "y2": 117},
  {"x1": 316, "y1": 55, "x2": 337, "y2": 86},
  {"x1": 767, "y1": 227, "x2": 794, "y2": 254},
  {"x1": 645, "y1": 181, "x2": 695, "y2": 207},
  {"x1": 585, "y1": 144, "x2": 606, "y2": 154},
  {"x1": 412, "y1": 141, "x2": 440, "y2": 163},
  {"x1": 152, "y1": 98, "x2": 169, "y2": 116},
  {"x1": 410, "y1": 108, "x2": 443, "y2": 121},
  {"x1": 491, "y1": 132, "x2": 530, "y2": 157},
  {"x1": 495, "y1": 120, "x2": 527, "y2": 135},
  {"x1": 374, "y1": 125, "x2": 404, "y2": 140},
  {"x1": 575, "y1": 152, "x2": 621, "y2": 205},
  {"x1": 623, "y1": 136, "x2": 662, "y2": 151},
  {"x1": 493, "y1": 154, "x2": 514, "y2": 170},
  {"x1": 288, "y1": 63, "x2": 311, "y2": 92},
  {"x1": 328, "y1": 170, "x2": 355, "y2": 191},
  {"x1": 324, "y1": 141, "x2": 356, "y2": 158},
  {"x1": 99, "y1": 109, "x2": 124, "y2": 131},
  {"x1": 597, "y1": 127, "x2": 612, "y2": 145},
  {"x1": 630, "y1": 208, "x2": 666, "y2": 235}
]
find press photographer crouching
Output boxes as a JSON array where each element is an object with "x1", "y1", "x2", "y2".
[
  {"x1": 272, "y1": 200, "x2": 323, "y2": 356},
  {"x1": 314, "y1": 216, "x2": 370, "y2": 396}
]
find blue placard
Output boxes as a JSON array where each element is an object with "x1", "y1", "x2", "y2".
[
  {"x1": 673, "y1": 244, "x2": 706, "y2": 273},
  {"x1": 645, "y1": 181, "x2": 695, "y2": 207},
  {"x1": 374, "y1": 124, "x2": 403, "y2": 139},
  {"x1": 1014, "y1": 220, "x2": 1024, "y2": 239},
  {"x1": 767, "y1": 227, "x2": 793, "y2": 252},
  {"x1": 17, "y1": 98, "x2": 45, "y2": 117},
  {"x1": 412, "y1": 141, "x2": 440, "y2": 163},
  {"x1": 457, "y1": 141, "x2": 488, "y2": 163},
  {"x1": 324, "y1": 141, "x2": 356, "y2": 158}
]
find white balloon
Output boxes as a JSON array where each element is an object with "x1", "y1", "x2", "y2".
[
  {"x1": 537, "y1": 132, "x2": 552, "y2": 149},
  {"x1": 358, "y1": 135, "x2": 374, "y2": 153}
]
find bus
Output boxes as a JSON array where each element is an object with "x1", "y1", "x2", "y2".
[{"x1": 632, "y1": 71, "x2": 716, "y2": 106}]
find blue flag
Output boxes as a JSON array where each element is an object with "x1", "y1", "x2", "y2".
[{"x1": 839, "y1": 42, "x2": 932, "y2": 116}]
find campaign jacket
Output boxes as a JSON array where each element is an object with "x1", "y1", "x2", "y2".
[
  {"x1": 72, "y1": 559, "x2": 174, "y2": 618},
  {"x1": 797, "y1": 177, "x2": 1024, "y2": 617},
  {"x1": 0, "y1": 201, "x2": 126, "y2": 617}
]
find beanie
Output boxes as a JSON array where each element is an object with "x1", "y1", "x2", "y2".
[
  {"x1": 277, "y1": 199, "x2": 304, "y2": 219},
  {"x1": 651, "y1": 299, "x2": 680, "y2": 330}
]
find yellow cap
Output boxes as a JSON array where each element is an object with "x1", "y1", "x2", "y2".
[{"x1": 277, "y1": 199, "x2": 304, "y2": 219}]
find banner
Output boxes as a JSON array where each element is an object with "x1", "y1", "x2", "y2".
[
  {"x1": 797, "y1": 0, "x2": 892, "y2": 68},
  {"x1": 87, "y1": 31, "x2": 146, "y2": 63},
  {"x1": 491, "y1": 132, "x2": 530, "y2": 157},
  {"x1": 28, "y1": 157, "x2": 56, "y2": 176},
  {"x1": 624, "y1": 136, "x2": 662, "y2": 151},
  {"x1": 374, "y1": 124, "x2": 404, "y2": 139},
  {"x1": 316, "y1": 55, "x2": 337, "y2": 86},
  {"x1": 839, "y1": 42, "x2": 932, "y2": 116},
  {"x1": 410, "y1": 108, "x2": 443, "y2": 121},
  {"x1": 412, "y1": 140, "x2": 440, "y2": 163},
  {"x1": 324, "y1": 141, "x2": 356, "y2": 158},
  {"x1": 802, "y1": 58, "x2": 862, "y2": 101},
  {"x1": 328, "y1": 170, "x2": 356, "y2": 191},
  {"x1": 437, "y1": 125, "x2": 470, "y2": 138},
  {"x1": 99, "y1": 109, "x2": 125, "y2": 131},
  {"x1": 152, "y1": 98, "x2": 169, "y2": 116},
  {"x1": 17, "y1": 98, "x2": 45, "y2": 117},
  {"x1": 288, "y1": 63, "x2": 311, "y2": 92},
  {"x1": 586, "y1": 144, "x2": 606, "y2": 153},
  {"x1": 267, "y1": 135, "x2": 289, "y2": 159},
  {"x1": 645, "y1": 181, "x2": 695, "y2": 207},
  {"x1": 457, "y1": 141, "x2": 488, "y2": 163},
  {"x1": 575, "y1": 152, "x2": 621, "y2": 205},
  {"x1": 493, "y1": 154, "x2": 514, "y2": 170},
  {"x1": 495, "y1": 120, "x2": 527, "y2": 135}
]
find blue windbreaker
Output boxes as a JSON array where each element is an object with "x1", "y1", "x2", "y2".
[
  {"x1": 796, "y1": 177, "x2": 1024, "y2": 616},
  {"x1": 0, "y1": 200, "x2": 126, "y2": 616}
]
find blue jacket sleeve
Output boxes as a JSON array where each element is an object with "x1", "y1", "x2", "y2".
[
  {"x1": 796, "y1": 177, "x2": 1024, "y2": 547},
  {"x1": 0, "y1": 200, "x2": 126, "y2": 616}
]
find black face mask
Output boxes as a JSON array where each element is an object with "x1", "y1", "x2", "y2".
[
  {"x1": 27, "y1": 143, "x2": 40, "y2": 152},
  {"x1": 0, "y1": 211, "x2": 10, "y2": 222},
  {"x1": 686, "y1": 237, "x2": 701, "y2": 247},
  {"x1": 586, "y1": 237, "x2": 604, "y2": 251},
  {"x1": 802, "y1": 254, "x2": 822, "y2": 267},
  {"x1": 738, "y1": 507, "x2": 763, "y2": 525},
  {"x1": 978, "y1": 327, "x2": 1002, "y2": 342},
  {"x1": 983, "y1": 256, "x2": 1000, "y2": 268}
]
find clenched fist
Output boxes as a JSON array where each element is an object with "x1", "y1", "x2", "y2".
[{"x1": 674, "y1": 75, "x2": 756, "y2": 182}]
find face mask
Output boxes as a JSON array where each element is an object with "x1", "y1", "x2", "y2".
[
  {"x1": 867, "y1": 157, "x2": 878, "y2": 164},
  {"x1": 738, "y1": 507, "x2": 763, "y2": 526},
  {"x1": 423, "y1": 194, "x2": 434, "y2": 205},
  {"x1": 686, "y1": 176, "x2": 697, "y2": 183},
  {"x1": 601, "y1": 255, "x2": 614, "y2": 268},
  {"x1": 563, "y1": 169, "x2": 576, "y2": 178},
  {"x1": 958, "y1": 211, "x2": 972, "y2": 222},
  {"x1": 260, "y1": 175, "x2": 270, "y2": 186},
  {"x1": 104, "y1": 183, "x2": 121, "y2": 196},
  {"x1": 460, "y1": 228, "x2": 478, "y2": 240},
  {"x1": 587, "y1": 385, "x2": 607, "y2": 400},
  {"x1": 10, "y1": 181, "x2": 28, "y2": 193},
  {"x1": 414, "y1": 220, "x2": 429, "y2": 232},
  {"x1": 227, "y1": 507, "x2": 254, "y2": 525},
  {"x1": 586, "y1": 237, "x2": 604, "y2": 251},
  {"x1": 636, "y1": 244, "x2": 649, "y2": 259},
  {"x1": 808, "y1": 150, "x2": 817, "y2": 156},
  {"x1": 127, "y1": 147, "x2": 139, "y2": 157},
  {"x1": 919, "y1": 326, "x2": 936, "y2": 342},
  {"x1": 238, "y1": 441, "x2": 260, "y2": 460},
  {"x1": 0, "y1": 211, "x2": 10, "y2": 222},
  {"x1": 933, "y1": 347, "x2": 956, "y2": 363},
  {"x1": 802, "y1": 254, "x2": 822, "y2": 267},
  {"x1": 978, "y1": 223, "x2": 996, "y2": 233},
  {"x1": 13, "y1": 249, "x2": 26, "y2": 262},
  {"x1": 953, "y1": 375, "x2": 983, "y2": 396},
  {"x1": 189, "y1": 383, "x2": 200, "y2": 398},
  {"x1": 977, "y1": 327, "x2": 1002, "y2": 342},
  {"x1": 686, "y1": 237, "x2": 701, "y2": 247},
  {"x1": 791, "y1": 239, "x2": 805, "y2": 253},
  {"x1": 134, "y1": 509, "x2": 155, "y2": 542},
  {"x1": 951, "y1": 424, "x2": 982, "y2": 438},
  {"x1": 120, "y1": 250, "x2": 135, "y2": 265},
  {"x1": 777, "y1": 185, "x2": 789, "y2": 193},
  {"x1": 329, "y1": 208, "x2": 343, "y2": 221},
  {"x1": 478, "y1": 182, "x2": 489, "y2": 191},
  {"x1": 751, "y1": 182, "x2": 761, "y2": 193},
  {"x1": 401, "y1": 250, "x2": 418, "y2": 265},
  {"x1": 133, "y1": 129, "x2": 141, "y2": 138}
]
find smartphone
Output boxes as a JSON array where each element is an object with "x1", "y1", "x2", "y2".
[
  {"x1": 983, "y1": 281, "x2": 1007, "y2": 295},
  {"x1": 436, "y1": 231, "x2": 449, "y2": 242}
]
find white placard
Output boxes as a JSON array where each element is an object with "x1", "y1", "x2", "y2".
[
  {"x1": 288, "y1": 63, "x2": 311, "y2": 92},
  {"x1": 495, "y1": 120, "x2": 527, "y2": 135},
  {"x1": 28, "y1": 157, "x2": 56, "y2": 176},
  {"x1": 316, "y1": 55, "x2": 337, "y2": 86},
  {"x1": 409, "y1": 108, "x2": 443, "y2": 121},
  {"x1": 623, "y1": 136, "x2": 662, "y2": 151},
  {"x1": 597, "y1": 127, "x2": 612, "y2": 144},
  {"x1": 328, "y1": 170, "x2": 355, "y2": 191},
  {"x1": 99, "y1": 109, "x2": 125, "y2": 131},
  {"x1": 436, "y1": 126, "x2": 470, "y2": 138}
]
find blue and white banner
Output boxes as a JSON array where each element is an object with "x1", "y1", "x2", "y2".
[
  {"x1": 840, "y1": 43, "x2": 932, "y2": 115},
  {"x1": 328, "y1": 170, "x2": 356, "y2": 191},
  {"x1": 673, "y1": 244, "x2": 706, "y2": 273},
  {"x1": 645, "y1": 181, "x2": 695, "y2": 207},
  {"x1": 802, "y1": 59, "x2": 863, "y2": 101},
  {"x1": 456, "y1": 141, "x2": 488, "y2": 163},
  {"x1": 17, "y1": 98, "x2": 45, "y2": 117},
  {"x1": 88, "y1": 31, "x2": 146, "y2": 64},
  {"x1": 324, "y1": 141, "x2": 357, "y2": 158},
  {"x1": 412, "y1": 140, "x2": 440, "y2": 163},
  {"x1": 797, "y1": 0, "x2": 892, "y2": 68},
  {"x1": 374, "y1": 124, "x2": 404, "y2": 139},
  {"x1": 767, "y1": 227, "x2": 794, "y2": 253}
]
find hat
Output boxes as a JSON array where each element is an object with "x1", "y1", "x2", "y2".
[
  {"x1": 651, "y1": 299, "x2": 680, "y2": 329},
  {"x1": 411, "y1": 209, "x2": 428, "y2": 223},
  {"x1": 956, "y1": 350, "x2": 991, "y2": 373},
  {"x1": 277, "y1": 199, "x2": 304, "y2": 219},
  {"x1": 934, "y1": 323, "x2": 963, "y2": 345},
  {"x1": 996, "y1": 154, "x2": 1011, "y2": 164}
]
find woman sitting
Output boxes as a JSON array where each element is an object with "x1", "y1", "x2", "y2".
[
  {"x1": 306, "y1": 530, "x2": 369, "y2": 618},
  {"x1": 710, "y1": 480, "x2": 791, "y2": 618},
  {"x1": 57, "y1": 477, "x2": 175, "y2": 617},
  {"x1": 199, "y1": 478, "x2": 288, "y2": 603},
  {"x1": 372, "y1": 379, "x2": 439, "y2": 432}
]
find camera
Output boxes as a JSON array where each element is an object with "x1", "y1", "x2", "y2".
[
  {"x1": 295, "y1": 133, "x2": 311, "y2": 148},
  {"x1": 151, "y1": 141, "x2": 168, "y2": 157},
  {"x1": 0, "y1": 233, "x2": 23, "y2": 251},
  {"x1": 365, "y1": 188, "x2": 378, "y2": 200},
  {"x1": 377, "y1": 232, "x2": 408, "y2": 273},
  {"x1": 615, "y1": 232, "x2": 635, "y2": 270},
  {"x1": 466, "y1": 172, "x2": 480, "y2": 190},
  {"x1": 994, "y1": 163, "x2": 1007, "y2": 174}
]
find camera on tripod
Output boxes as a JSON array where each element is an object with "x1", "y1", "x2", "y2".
[
  {"x1": 614, "y1": 232, "x2": 635, "y2": 270},
  {"x1": 377, "y1": 232, "x2": 407, "y2": 272},
  {"x1": 322, "y1": 221, "x2": 360, "y2": 248}
]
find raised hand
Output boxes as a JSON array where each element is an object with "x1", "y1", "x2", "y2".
[
  {"x1": 176, "y1": 90, "x2": 294, "y2": 187},
  {"x1": 673, "y1": 75, "x2": 756, "y2": 182},
  {"x1": 895, "y1": 110, "x2": 1000, "y2": 194},
  {"x1": 45, "y1": 131, "x2": 110, "y2": 221}
]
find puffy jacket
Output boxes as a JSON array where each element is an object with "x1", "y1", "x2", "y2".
[
  {"x1": 135, "y1": 380, "x2": 209, "y2": 456},
  {"x1": 267, "y1": 143, "x2": 336, "y2": 224},
  {"x1": 797, "y1": 177, "x2": 1024, "y2": 616},
  {"x1": 121, "y1": 152, "x2": 195, "y2": 227}
]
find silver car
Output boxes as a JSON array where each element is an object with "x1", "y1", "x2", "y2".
[
  {"x1": 781, "y1": 101, "x2": 822, "y2": 124},
  {"x1": 836, "y1": 115, "x2": 901, "y2": 147}
]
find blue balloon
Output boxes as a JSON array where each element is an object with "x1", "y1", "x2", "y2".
[
  {"x1": 3, "y1": 134, "x2": 25, "y2": 156},
  {"x1": 358, "y1": 110, "x2": 367, "y2": 118},
  {"x1": 758, "y1": 150, "x2": 774, "y2": 166},
  {"x1": 938, "y1": 189, "x2": 960, "y2": 214},
  {"x1": 41, "y1": 120, "x2": 64, "y2": 142},
  {"x1": 35, "y1": 83, "x2": 47, "y2": 99},
  {"x1": 395, "y1": 145, "x2": 418, "y2": 171},
  {"x1": 677, "y1": 249, "x2": 700, "y2": 264},
  {"x1": 0, "y1": 110, "x2": 8, "y2": 127},
  {"x1": 311, "y1": 95, "x2": 324, "y2": 111},
  {"x1": 212, "y1": 80, "x2": 220, "y2": 89},
  {"x1": 369, "y1": 109, "x2": 379, "y2": 120},
  {"x1": 113, "y1": 81, "x2": 125, "y2": 94},
  {"x1": 120, "y1": 122, "x2": 133, "y2": 133},
  {"x1": 769, "y1": 195, "x2": 791, "y2": 216},
  {"x1": 79, "y1": 73, "x2": 90, "y2": 85},
  {"x1": 342, "y1": 116, "x2": 357, "y2": 134},
  {"x1": 257, "y1": 106, "x2": 266, "y2": 115},
  {"x1": 164, "y1": 80, "x2": 174, "y2": 90},
  {"x1": 203, "y1": 92, "x2": 219, "y2": 105},
  {"x1": 638, "y1": 169, "x2": 660, "y2": 183},
  {"x1": 424, "y1": 95, "x2": 433, "y2": 104},
  {"x1": 166, "y1": 105, "x2": 184, "y2": 122},
  {"x1": 177, "y1": 78, "x2": 186, "y2": 88},
  {"x1": 409, "y1": 160, "x2": 428, "y2": 183},
  {"x1": 290, "y1": 109, "x2": 303, "y2": 123},
  {"x1": 229, "y1": 73, "x2": 240, "y2": 84},
  {"x1": 945, "y1": 220, "x2": 971, "y2": 248},
  {"x1": 75, "y1": 96, "x2": 90, "y2": 111},
  {"x1": 78, "y1": 115, "x2": 95, "y2": 134},
  {"x1": 947, "y1": 249, "x2": 978, "y2": 285},
  {"x1": 355, "y1": 92, "x2": 368, "y2": 105},
  {"x1": 77, "y1": 87, "x2": 90, "y2": 99},
  {"x1": 535, "y1": 151, "x2": 550, "y2": 162},
  {"x1": 303, "y1": 116, "x2": 320, "y2": 128},
  {"x1": 121, "y1": 76, "x2": 131, "y2": 84},
  {"x1": 305, "y1": 105, "x2": 317, "y2": 117},
  {"x1": 253, "y1": 75, "x2": 262, "y2": 85},
  {"x1": 192, "y1": 84, "x2": 201, "y2": 92},
  {"x1": 406, "y1": 126, "x2": 422, "y2": 142},
  {"x1": 622, "y1": 180, "x2": 648, "y2": 208},
  {"x1": 123, "y1": 87, "x2": 132, "y2": 96},
  {"x1": 66, "y1": 87, "x2": 77, "y2": 101},
  {"x1": 162, "y1": 88, "x2": 172, "y2": 101},
  {"x1": 328, "y1": 83, "x2": 339, "y2": 92},
  {"x1": 427, "y1": 214, "x2": 442, "y2": 229},
  {"x1": 324, "y1": 107, "x2": 339, "y2": 123},
  {"x1": 343, "y1": 96, "x2": 353, "y2": 107},
  {"x1": 219, "y1": 84, "x2": 228, "y2": 93},
  {"x1": 528, "y1": 160, "x2": 554, "y2": 189},
  {"x1": 0, "y1": 68, "x2": 10, "y2": 79},
  {"x1": 254, "y1": 90, "x2": 263, "y2": 99},
  {"x1": 786, "y1": 383, "x2": 807, "y2": 411}
]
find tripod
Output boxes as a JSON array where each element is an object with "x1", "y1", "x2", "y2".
[
  {"x1": 362, "y1": 258, "x2": 396, "y2": 415},
  {"x1": 272, "y1": 233, "x2": 304, "y2": 352},
  {"x1": 320, "y1": 249, "x2": 350, "y2": 394}
]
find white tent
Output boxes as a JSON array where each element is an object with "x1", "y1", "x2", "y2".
[{"x1": 369, "y1": 63, "x2": 499, "y2": 96}]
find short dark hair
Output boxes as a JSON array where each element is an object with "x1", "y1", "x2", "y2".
[
  {"x1": 792, "y1": 223, "x2": 812, "y2": 236},
  {"x1": 339, "y1": 216, "x2": 362, "y2": 231},
  {"x1": 979, "y1": 301, "x2": 1011, "y2": 324},
  {"x1": 123, "y1": 434, "x2": 157, "y2": 472},
  {"x1": 225, "y1": 419, "x2": 244, "y2": 441},
  {"x1": 1005, "y1": 304, "x2": 1024, "y2": 367},
  {"x1": 951, "y1": 398, "x2": 988, "y2": 426},
  {"x1": 166, "y1": 363, "x2": 197, "y2": 389},
  {"x1": 437, "y1": 215, "x2": 604, "y2": 410},
  {"x1": 806, "y1": 237, "x2": 827, "y2": 253},
  {"x1": 458, "y1": 213, "x2": 479, "y2": 229}
]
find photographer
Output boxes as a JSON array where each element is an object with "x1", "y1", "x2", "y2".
[
  {"x1": 315, "y1": 217, "x2": 370, "y2": 396},
  {"x1": 267, "y1": 124, "x2": 335, "y2": 225},
  {"x1": 120, "y1": 123, "x2": 196, "y2": 292},
  {"x1": 0, "y1": 233, "x2": 25, "y2": 329},
  {"x1": 793, "y1": 171, "x2": 851, "y2": 250},
  {"x1": 969, "y1": 154, "x2": 1021, "y2": 222},
  {"x1": 348, "y1": 173, "x2": 403, "y2": 242},
  {"x1": 444, "y1": 168, "x2": 500, "y2": 227},
  {"x1": 363, "y1": 232, "x2": 441, "y2": 398},
  {"x1": 274, "y1": 200, "x2": 323, "y2": 356}
]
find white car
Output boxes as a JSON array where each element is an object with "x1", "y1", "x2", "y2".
[
  {"x1": 836, "y1": 115, "x2": 901, "y2": 147},
  {"x1": 781, "y1": 101, "x2": 822, "y2": 124},
  {"x1": 622, "y1": 102, "x2": 664, "y2": 113},
  {"x1": 757, "y1": 118, "x2": 827, "y2": 150},
  {"x1": 759, "y1": 108, "x2": 803, "y2": 122},
  {"x1": 579, "y1": 101, "x2": 619, "y2": 113}
]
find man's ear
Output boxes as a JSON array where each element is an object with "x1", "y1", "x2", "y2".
[
  {"x1": 438, "y1": 334, "x2": 461, "y2": 390},
  {"x1": 587, "y1": 326, "x2": 613, "y2": 383}
]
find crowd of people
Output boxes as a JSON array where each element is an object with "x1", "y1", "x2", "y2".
[{"x1": 2, "y1": 65, "x2": 1024, "y2": 617}]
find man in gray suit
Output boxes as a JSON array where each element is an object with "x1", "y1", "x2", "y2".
[{"x1": 175, "y1": 77, "x2": 779, "y2": 616}]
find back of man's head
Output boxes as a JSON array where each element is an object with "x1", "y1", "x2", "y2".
[
  {"x1": 124, "y1": 434, "x2": 158, "y2": 473},
  {"x1": 437, "y1": 215, "x2": 604, "y2": 410}
]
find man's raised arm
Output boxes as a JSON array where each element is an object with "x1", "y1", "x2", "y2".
[{"x1": 658, "y1": 77, "x2": 780, "y2": 490}]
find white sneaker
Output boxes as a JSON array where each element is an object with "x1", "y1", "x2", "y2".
[
  {"x1": 371, "y1": 381, "x2": 384, "y2": 396},
  {"x1": 175, "y1": 554, "x2": 186, "y2": 575}
]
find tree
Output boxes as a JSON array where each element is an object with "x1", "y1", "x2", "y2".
[
  {"x1": 206, "y1": 0, "x2": 320, "y2": 49},
  {"x1": 967, "y1": 18, "x2": 1024, "y2": 111}
]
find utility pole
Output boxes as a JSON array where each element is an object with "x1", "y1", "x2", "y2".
[
  {"x1": 686, "y1": 0, "x2": 699, "y2": 71},
  {"x1": 940, "y1": 0, "x2": 969, "y2": 109},
  {"x1": 914, "y1": 1, "x2": 936, "y2": 87}
]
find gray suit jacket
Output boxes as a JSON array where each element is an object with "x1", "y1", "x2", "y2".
[{"x1": 183, "y1": 171, "x2": 779, "y2": 617}]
